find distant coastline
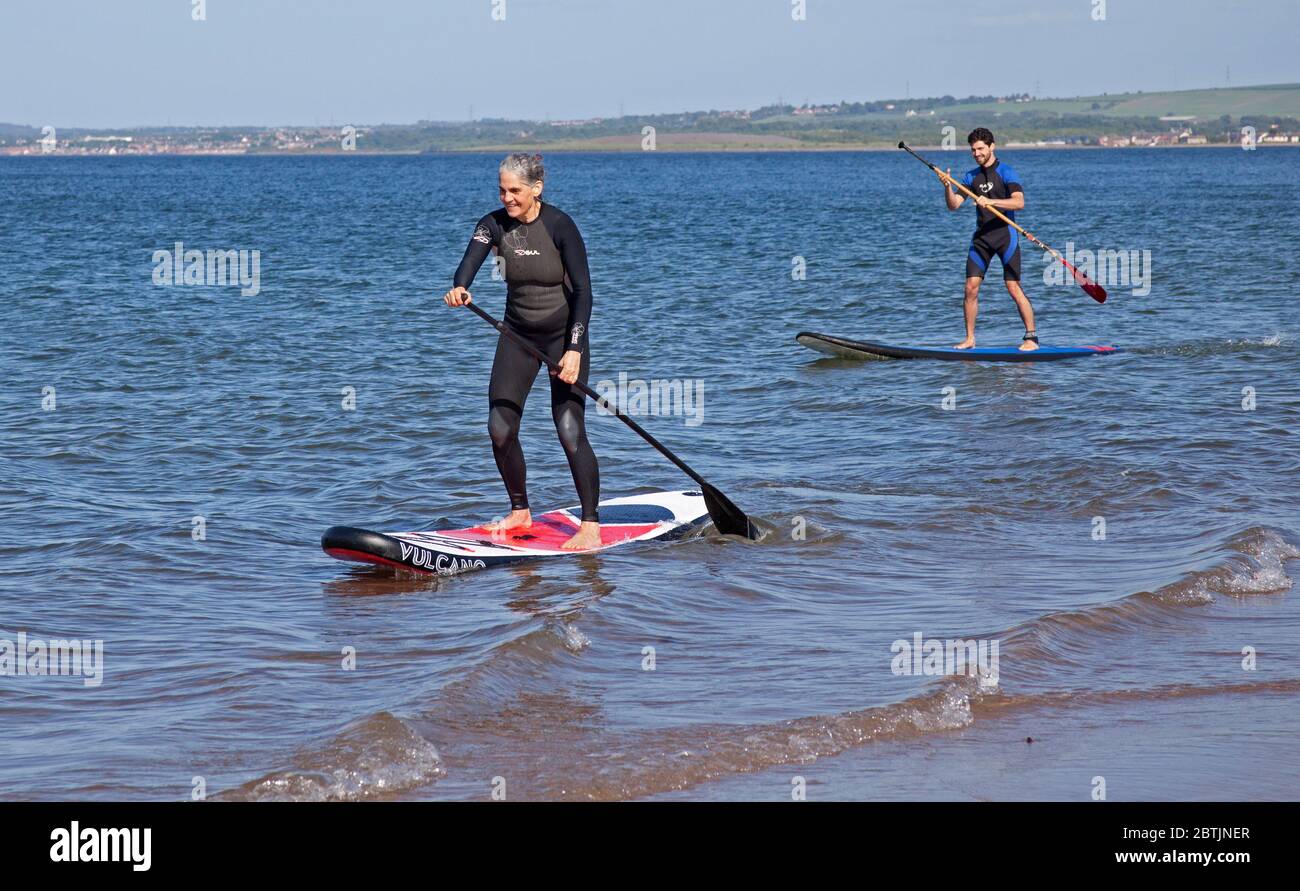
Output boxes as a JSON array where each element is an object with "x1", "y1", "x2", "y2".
[
  {"x1": 5, "y1": 82, "x2": 1298, "y2": 156},
  {"x1": 4, "y1": 141, "x2": 1296, "y2": 157}
]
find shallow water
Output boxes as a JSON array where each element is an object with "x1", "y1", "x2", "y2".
[{"x1": 1, "y1": 148, "x2": 1297, "y2": 800}]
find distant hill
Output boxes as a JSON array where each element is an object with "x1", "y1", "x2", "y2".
[
  {"x1": 0, "y1": 123, "x2": 39, "y2": 138},
  {"x1": 952, "y1": 84, "x2": 1300, "y2": 120}
]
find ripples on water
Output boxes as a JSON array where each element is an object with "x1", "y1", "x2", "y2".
[{"x1": 1, "y1": 149, "x2": 1298, "y2": 800}]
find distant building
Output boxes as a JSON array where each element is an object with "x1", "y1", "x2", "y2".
[{"x1": 793, "y1": 104, "x2": 840, "y2": 116}]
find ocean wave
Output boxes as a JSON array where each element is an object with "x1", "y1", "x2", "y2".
[
  {"x1": 223, "y1": 711, "x2": 445, "y2": 801},
  {"x1": 1139, "y1": 335, "x2": 1293, "y2": 357}
]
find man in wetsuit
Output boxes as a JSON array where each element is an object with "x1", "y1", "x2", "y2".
[
  {"x1": 937, "y1": 128, "x2": 1038, "y2": 351},
  {"x1": 443, "y1": 153, "x2": 601, "y2": 550}
]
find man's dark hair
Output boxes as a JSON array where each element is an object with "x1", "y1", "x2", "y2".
[{"x1": 967, "y1": 128, "x2": 996, "y2": 146}]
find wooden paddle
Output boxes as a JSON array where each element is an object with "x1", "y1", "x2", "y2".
[
  {"x1": 899, "y1": 141, "x2": 1108, "y2": 303},
  {"x1": 462, "y1": 299, "x2": 760, "y2": 540}
]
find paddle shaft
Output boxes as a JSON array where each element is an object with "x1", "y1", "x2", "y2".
[{"x1": 464, "y1": 300, "x2": 714, "y2": 491}]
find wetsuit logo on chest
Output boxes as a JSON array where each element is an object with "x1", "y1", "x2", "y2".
[{"x1": 502, "y1": 227, "x2": 541, "y2": 256}]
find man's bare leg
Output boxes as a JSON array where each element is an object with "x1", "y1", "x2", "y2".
[
  {"x1": 955, "y1": 276, "x2": 982, "y2": 349},
  {"x1": 1006, "y1": 279, "x2": 1039, "y2": 351}
]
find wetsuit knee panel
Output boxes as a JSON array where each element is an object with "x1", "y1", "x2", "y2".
[
  {"x1": 488, "y1": 403, "x2": 522, "y2": 449},
  {"x1": 552, "y1": 403, "x2": 588, "y2": 454}
]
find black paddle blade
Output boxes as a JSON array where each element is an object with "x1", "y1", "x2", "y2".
[{"x1": 701, "y1": 483, "x2": 759, "y2": 540}]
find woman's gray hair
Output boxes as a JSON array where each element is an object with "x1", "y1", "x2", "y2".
[{"x1": 499, "y1": 152, "x2": 545, "y2": 186}]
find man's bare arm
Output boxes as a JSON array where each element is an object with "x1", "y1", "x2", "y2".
[
  {"x1": 975, "y1": 191, "x2": 1024, "y2": 212},
  {"x1": 939, "y1": 169, "x2": 964, "y2": 211}
]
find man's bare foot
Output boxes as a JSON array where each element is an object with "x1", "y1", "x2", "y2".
[
  {"x1": 954, "y1": 337, "x2": 976, "y2": 350},
  {"x1": 561, "y1": 521, "x2": 601, "y2": 551},
  {"x1": 484, "y1": 509, "x2": 531, "y2": 534},
  {"x1": 1018, "y1": 339, "x2": 1040, "y2": 351}
]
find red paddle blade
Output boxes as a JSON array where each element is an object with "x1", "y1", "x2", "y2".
[
  {"x1": 1081, "y1": 280, "x2": 1108, "y2": 303},
  {"x1": 1059, "y1": 257, "x2": 1108, "y2": 303}
]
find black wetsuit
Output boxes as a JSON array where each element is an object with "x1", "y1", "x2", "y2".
[
  {"x1": 958, "y1": 160, "x2": 1024, "y2": 281},
  {"x1": 453, "y1": 203, "x2": 600, "y2": 522}
]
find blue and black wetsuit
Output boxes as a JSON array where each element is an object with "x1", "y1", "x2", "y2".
[
  {"x1": 959, "y1": 161, "x2": 1023, "y2": 281},
  {"x1": 453, "y1": 202, "x2": 600, "y2": 522}
]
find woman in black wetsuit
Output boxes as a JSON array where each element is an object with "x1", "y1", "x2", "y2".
[{"x1": 443, "y1": 153, "x2": 601, "y2": 550}]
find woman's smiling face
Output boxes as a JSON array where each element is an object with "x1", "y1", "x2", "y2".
[{"x1": 499, "y1": 171, "x2": 542, "y2": 219}]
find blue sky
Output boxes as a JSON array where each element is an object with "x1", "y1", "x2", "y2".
[{"x1": 2, "y1": 0, "x2": 1296, "y2": 127}]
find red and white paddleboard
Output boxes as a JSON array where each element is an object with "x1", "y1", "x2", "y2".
[{"x1": 322, "y1": 490, "x2": 710, "y2": 576}]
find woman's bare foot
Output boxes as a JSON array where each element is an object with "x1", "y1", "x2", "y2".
[
  {"x1": 484, "y1": 509, "x2": 531, "y2": 534},
  {"x1": 954, "y1": 337, "x2": 976, "y2": 349},
  {"x1": 1018, "y1": 339, "x2": 1040, "y2": 351},
  {"x1": 561, "y1": 521, "x2": 601, "y2": 550}
]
